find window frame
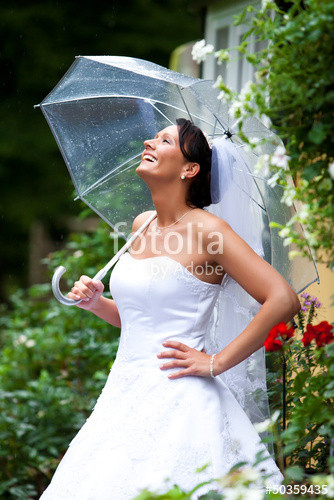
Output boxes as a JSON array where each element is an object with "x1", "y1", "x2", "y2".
[{"x1": 203, "y1": 1, "x2": 263, "y2": 92}]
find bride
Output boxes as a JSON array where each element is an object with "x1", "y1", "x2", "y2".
[{"x1": 40, "y1": 118, "x2": 300, "y2": 499}]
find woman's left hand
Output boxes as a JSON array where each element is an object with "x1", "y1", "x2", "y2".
[{"x1": 157, "y1": 340, "x2": 216, "y2": 379}]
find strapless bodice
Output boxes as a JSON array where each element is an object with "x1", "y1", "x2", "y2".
[{"x1": 109, "y1": 252, "x2": 221, "y2": 368}]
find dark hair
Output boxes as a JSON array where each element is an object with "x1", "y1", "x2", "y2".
[{"x1": 176, "y1": 118, "x2": 212, "y2": 209}]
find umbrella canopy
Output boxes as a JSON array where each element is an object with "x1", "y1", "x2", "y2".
[
  {"x1": 37, "y1": 56, "x2": 277, "y2": 236},
  {"x1": 36, "y1": 55, "x2": 318, "y2": 304}
]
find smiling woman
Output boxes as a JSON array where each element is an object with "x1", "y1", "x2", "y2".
[{"x1": 40, "y1": 119, "x2": 300, "y2": 499}]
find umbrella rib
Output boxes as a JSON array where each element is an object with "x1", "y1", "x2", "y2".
[
  {"x1": 148, "y1": 99, "x2": 226, "y2": 135},
  {"x1": 212, "y1": 116, "x2": 239, "y2": 140},
  {"x1": 41, "y1": 95, "x2": 226, "y2": 136},
  {"x1": 80, "y1": 158, "x2": 142, "y2": 199},
  {"x1": 212, "y1": 101, "x2": 221, "y2": 139},
  {"x1": 40, "y1": 95, "x2": 151, "y2": 105},
  {"x1": 290, "y1": 205, "x2": 319, "y2": 283},
  {"x1": 188, "y1": 113, "x2": 226, "y2": 134},
  {"x1": 177, "y1": 87, "x2": 193, "y2": 122},
  {"x1": 78, "y1": 193, "x2": 129, "y2": 238},
  {"x1": 40, "y1": 105, "x2": 83, "y2": 199},
  {"x1": 147, "y1": 97, "x2": 226, "y2": 133},
  {"x1": 232, "y1": 166, "x2": 269, "y2": 183},
  {"x1": 232, "y1": 145, "x2": 269, "y2": 213},
  {"x1": 212, "y1": 106, "x2": 231, "y2": 137},
  {"x1": 78, "y1": 152, "x2": 142, "y2": 199},
  {"x1": 297, "y1": 277, "x2": 319, "y2": 294},
  {"x1": 232, "y1": 181, "x2": 266, "y2": 211},
  {"x1": 146, "y1": 98, "x2": 230, "y2": 134},
  {"x1": 148, "y1": 101, "x2": 174, "y2": 125}
]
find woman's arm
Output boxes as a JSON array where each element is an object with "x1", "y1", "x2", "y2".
[
  {"x1": 66, "y1": 211, "x2": 155, "y2": 328},
  {"x1": 67, "y1": 276, "x2": 121, "y2": 328},
  {"x1": 88, "y1": 295, "x2": 122, "y2": 328},
  {"x1": 208, "y1": 217, "x2": 301, "y2": 375}
]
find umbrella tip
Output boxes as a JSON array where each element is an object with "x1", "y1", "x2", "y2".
[{"x1": 33, "y1": 104, "x2": 40, "y2": 109}]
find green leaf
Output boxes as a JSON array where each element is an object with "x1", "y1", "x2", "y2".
[
  {"x1": 233, "y1": 9, "x2": 247, "y2": 26},
  {"x1": 318, "y1": 178, "x2": 333, "y2": 191},
  {"x1": 307, "y1": 123, "x2": 327, "y2": 144},
  {"x1": 284, "y1": 465, "x2": 305, "y2": 481},
  {"x1": 292, "y1": 371, "x2": 309, "y2": 392},
  {"x1": 302, "y1": 162, "x2": 322, "y2": 181}
]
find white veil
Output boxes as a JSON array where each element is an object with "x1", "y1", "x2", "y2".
[{"x1": 203, "y1": 136, "x2": 275, "y2": 457}]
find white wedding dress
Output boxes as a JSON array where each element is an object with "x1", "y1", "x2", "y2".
[{"x1": 40, "y1": 252, "x2": 284, "y2": 499}]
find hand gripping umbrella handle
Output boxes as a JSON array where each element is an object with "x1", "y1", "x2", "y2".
[{"x1": 51, "y1": 211, "x2": 158, "y2": 306}]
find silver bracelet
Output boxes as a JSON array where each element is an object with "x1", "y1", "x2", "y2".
[{"x1": 210, "y1": 354, "x2": 216, "y2": 378}]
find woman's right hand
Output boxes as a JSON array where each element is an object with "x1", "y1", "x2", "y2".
[{"x1": 67, "y1": 275, "x2": 104, "y2": 310}]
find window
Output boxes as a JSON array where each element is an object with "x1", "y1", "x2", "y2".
[{"x1": 203, "y1": 1, "x2": 264, "y2": 93}]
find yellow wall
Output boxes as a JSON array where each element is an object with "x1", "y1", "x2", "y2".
[{"x1": 305, "y1": 257, "x2": 334, "y2": 324}]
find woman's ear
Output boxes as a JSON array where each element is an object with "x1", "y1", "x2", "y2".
[{"x1": 185, "y1": 162, "x2": 200, "y2": 179}]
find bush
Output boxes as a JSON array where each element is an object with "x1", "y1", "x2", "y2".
[{"x1": 0, "y1": 220, "x2": 122, "y2": 498}]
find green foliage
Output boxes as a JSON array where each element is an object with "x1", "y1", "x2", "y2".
[
  {"x1": 0, "y1": 220, "x2": 122, "y2": 498},
  {"x1": 276, "y1": 295, "x2": 334, "y2": 477},
  {"x1": 282, "y1": 340, "x2": 334, "y2": 475},
  {"x1": 207, "y1": 0, "x2": 334, "y2": 268}
]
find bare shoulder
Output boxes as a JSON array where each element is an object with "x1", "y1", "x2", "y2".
[
  {"x1": 196, "y1": 209, "x2": 258, "y2": 259},
  {"x1": 131, "y1": 210, "x2": 156, "y2": 233},
  {"x1": 193, "y1": 208, "x2": 231, "y2": 235}
]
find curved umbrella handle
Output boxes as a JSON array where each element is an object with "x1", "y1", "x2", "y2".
[
  {"x1": 52, "y1": 266, "x2": 82, "y2": 306},
  {"x1": 51, "y1": 211, "x2": 158, "y2": 306},
  {"x1": 51, "y1": 265, "x2": 108, "y2": 305}
]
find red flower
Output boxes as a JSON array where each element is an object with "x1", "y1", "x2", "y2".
[
  {"x1": 302, "y1": 321, "x2": 334, "y2": 348},
  {"x1": 277, "y1": 323, "x2": 295, "y2": 341},
  {"x1": 301, "y1": 324, "x2": 316, "y2": 347},
  {"x1": 313, "y1": 321, "x2": 334, "y2": 347},
  {"x1": 264, "y1": 337, "x2": 283, "y2": 352},
  {"x1": 264, "y1": 322, "x2": 294, "y2": 351}
]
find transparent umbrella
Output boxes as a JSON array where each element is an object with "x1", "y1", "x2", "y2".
[{"x1": 35, "y1": 55, "x2": 319, "y2": 305}]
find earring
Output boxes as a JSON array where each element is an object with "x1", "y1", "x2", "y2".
[{"x1": 181, "y1": 174, "x2": 185, "y2": 179}]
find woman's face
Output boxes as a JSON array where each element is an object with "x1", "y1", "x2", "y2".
[{"x1": 136, "y1": 125, "x2": 187, "y2": 182}]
